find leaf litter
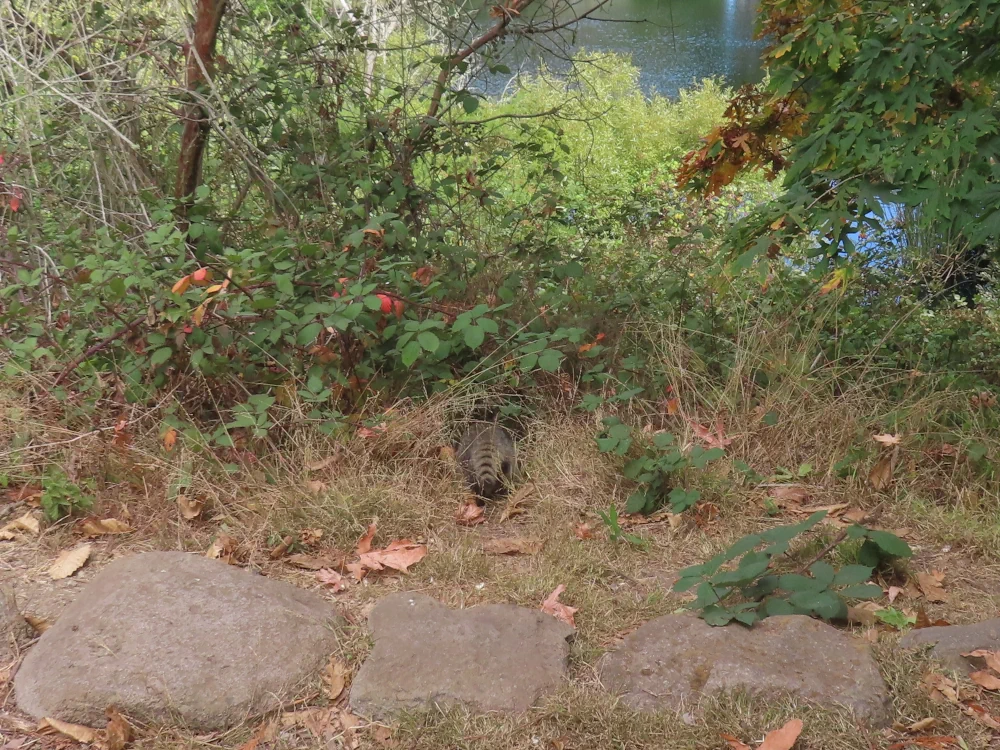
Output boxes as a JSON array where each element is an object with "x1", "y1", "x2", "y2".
[
  {"x1": 48, "y1": 544, "x2": 91, "y2": 579},
  {"x1": 541, "y1": 585, "x2": 577, "y2": 627}
]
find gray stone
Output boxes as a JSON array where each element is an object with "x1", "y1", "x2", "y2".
[
  {"x1": 900, "y1": 619, "x2": 1000, "y2": 674},
  {"x1": 598, "y1": 614, "x2": 890, "y2": 725},
  {"x1": 349, "y1": 592, "x2": 574, "y2": 718},
  {"x1": 14, "y1": 552, "x2": 341, "y2": 730}
]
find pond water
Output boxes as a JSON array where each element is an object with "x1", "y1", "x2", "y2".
[{"x1": 478, "y1": 0, "x2": 765, "y2": 98}]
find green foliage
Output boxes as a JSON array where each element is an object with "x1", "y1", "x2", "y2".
[
  {"x1": 689, "y1": 0, "x2": 1000, "y2": 271},
  {"x1": 596, "y1": 504, "x2": 648, "y2": 548},
  {"x1": 674, "y1": 511, "x2": 913, "y2": 627},
  {"x1": 596, "y1": 418, "x2": 725, "y2": 515},
  {"x1": 41, "y1": 468, "x2": 94, "y2": 521}
]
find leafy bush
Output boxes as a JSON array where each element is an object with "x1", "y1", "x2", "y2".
[{"x1": 673, "y1": 510, "x2": 912, "y2": 627}]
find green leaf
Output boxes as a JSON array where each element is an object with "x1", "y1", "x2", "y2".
[
  {"x1": 809, "y1": 561, "x2": 836, "y2": 585},
  {"x1": 275, "y1": 275, "x2": 294, "y2": 296},
  {"x1": 462, "y1": 95, "x2": 479, "y2": 114},
  {"x1": 764, "y1": 597, "x2": 796, "y2": 616},
  {"x1": 401, "y1": 340, "x2": 422, "y2": 367},
  {"x1": 625, "y1": 489, "x2": 650, "y2": 515},
  {"x1": 673, "y1": 575, "x2": 703, "y2": 593},
  {"x1": 149, "y1": 347, "x2": 172, "y2": 367},
  {"x1": 417, "y1": 331, "x2": 440, "y2": 352},
  {"x1": 701, "y1": 605, "x2": 735, "y2": 626},
  {"x1": 463, "y1": 325, "x2": 485, "y2": 349},
  {"x1": 364, "y1": 295, "x2": 384, "y2": 310},
  {"x1": 297, "y1": 322, "x2": 323, "y2": 346},
  {"x1": 839, "y1": 583, "x2": 884, "y2": 600},
  {"x1": 777, "y1": 573, "x2": 824, "y2": 593},
  {"x1": 537, "y1": 349, "x2": 563, "y2": 372},
  {"x1": 833, "y1": 565, "x2": 874, "y2": 586},
  {"x1": 867, "y1": 530, "x2": 912, "y2": 558}
]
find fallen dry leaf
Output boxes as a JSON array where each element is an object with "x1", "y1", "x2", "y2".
[
  {"x1": 887, "y1": 586, "x2": 904, "y2": 603},
  {"x1": 758, "y1": 718, "x2": 803, "y2": 750},
  {"x1": 300, "y1": 528, "x2": 324, "y2": 546},
  {"x1": 902, "y1": 717, "x2": 938, "y2": 733},
  {"x1": 914, "y1": 605, "x2": 950, "y2": 629},
  {"x1": 322, "y1": 656, "x2": 349, "y2": 700},
  {"x1": 358, "y1": 540, "x2": 427, "y2": 574},
  {"x1": 24, "y1": 613, "x2": 50, "y2": 633},
  {"x1": 574, "y1": 522, "x2": 594, "y2": 540},
  {"x1": 963, "y1": 649, "x2": 1000, "y2": 673},
  {"x1": 541, "y1": 584, "x2": 577, "y2": 628},
  {"x1": 282, "y1": 707, "x2": 337, "y2": 738},
  {"x1": 0, "y1": 512, "x2": 40, "y2": 540},
  {"x1": 970, "y1": 670, "x2": 1000, "y2": 690},
  {"x1": 887, "y1": 738, "x2": 960, "y2": 750},
  {"x1": 304, "y1": 479, "x2": 328, "y2": 495},
  {"x1": 923, "y1": 672, "x2": 961, "y2": 704},
  {"x1": 163, "y1": 427, "x2": 178, "y2": 452},
  {"x1": 873, "y1": 433, "x2": 902, "y2": 446},
  {"x1": 963, "y1": 701, "x2": 1000, "y2": 729},
  {"x1": 842, "y1": 507, "x2": 868, "y2": 524},
  {"x1": 455, "y1": 500, "x2": 486, "y2": 526},
  {"x1": 916, "y1": 570, "x2": 948, "y2": 603},
  {"x1": 356, "y1": 523, "x2": 377, "y2": 555},
  {"x1": 340, "y1": 710, "x2": 363, "y2": 749},
  {"x1": 49, "y1": 544, "x2": 92, "y2": 580},
  {"x1": 38, "y1": 717, "x2": 100, "y2": 744},
  {"x1": 687, "y1": 417, "x2": 733, "y2": 450},
  {"x1": 287, "y1": 549, "x2": 348, "y2": 570},
  {"x1": 205, "y1": 533, "x2": 238, "y2": 563},
  {"x1": 768, "y1": 485, "x2": 810, "y2": 506},
  {"x1": 236, "y1": 719, "x2": 279, "y2": 750},
  {"x1": 305, "y1": 454, "x2": 338, "y2": 472},
  {"x1": 720, "y1": 733, "x2": 751, "y2": 750},
  {"x1": 78, "y1": 517, "x2": 132, "y2": 537},
  {"x1": 500, "y1": 483, "x2": 535, "y2": 522},
  {"x1": 868, "y1": 452, "x2": 896, "y2": 490},
  {"x1": 316, "y1": 568, "x2": 349, "y2": 592},
  {"x1": 482, "y1": 537, "x2": 543, "y2": 556},
  {"x1": 373, "y1": 725, "x2": 394, "y2": 746},
  {"x1": 176, "y1": 494, "x2": 204, "y2": 520},
  {"x1": 105, "y1": 706, "x2": 133, "y2": 750},
  {"x1": 269, "y1": 535, "x2": 294, "y2": 560}
]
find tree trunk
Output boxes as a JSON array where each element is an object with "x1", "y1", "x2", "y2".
[{"x1": 174, "y1": 0, "x2": 227, "y2": 219}]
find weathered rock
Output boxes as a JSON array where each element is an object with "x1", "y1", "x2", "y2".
[
  {"x1": 349, "y1": 592, "x2": 574, "y2": 718},
  {"x1": 598, "y1": 614, "x2": 891, "y2": 725},
  {"x1": 14, "y1": 551, "x2": 341, "y2": 730},
  {"x1": 900, "y1": 619, "x2": 1000, "y2": 673}
]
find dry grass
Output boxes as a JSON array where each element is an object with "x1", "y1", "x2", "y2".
[{"x1": 3, "y1": 325, "x2": 1000, "y2": 749}]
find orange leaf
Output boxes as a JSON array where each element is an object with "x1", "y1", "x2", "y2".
[
  {"x1": 721, "y1": 734, "x2": 751, "y2": 750},
  {"x1": 687, "y1": 417, "x2": 732, "y2": 450},
  {"x1": 970, "y1": 670, "x2": 1000, "y2": 690},
  {"x1": 171, "y1": 275, "x2": 192, "y2": 295},
  {"x1": 316, "y1": 568, "x2": 349, "y2": 592},
  {"x1": 163, "y1": 427, "x2": 178, "y2": 451},
  {"x1": 759, "y1": 719, "x2": 803, "y2": 750},
  {"x1": 574, "y1": 522, "x2": 594, "y2": 540},
  {"x1": 541, "y1": 584, "x2": 577, "y2": 627},
  {"x1": 357, "y1": 539, "x2": 427, "y2": 574},
  {"x1": 355, "y1": 523, "x2": 377, "y2": 555},
  {"x1": 191, "y1": 302, "x2": 208, "y2": 326},
  {"x1": 455, "y1": 500, "x2": 486, "y2": 526},
  {"x1": 191, "y1": 267, "x2": 212, "y2": 284},
  {"x1": 9, "y1": 195, "x2": 20, "y2": 212}
]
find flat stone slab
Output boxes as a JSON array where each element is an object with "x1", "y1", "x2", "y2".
[
  {"x1": 349, "y1": 592, "x2": 574, "y2": 718},
  {"x1": 598, "y1": 614, "x2": 890, "y2": 725},
  {"x1": 14, "y1": 552, "x2": 341, "y2": 730},
  {"x1": 900, "y1": 619, "x2": 1000, "y2": 674}
]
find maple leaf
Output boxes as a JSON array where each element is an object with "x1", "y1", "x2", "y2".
[
  {"x1": 687, "y1": 417, "x2": 732, "y2": 449},
  {"x1": 541, "y1": 584, "x2": 577, "y2": 627},
  {"x1": 316, "y1": 568, "x2": 349, "y2": 592},
  {"x1": 358, "y1": 540, "x2": 427, "y2": 574},
  {"x1": 356, "y1": 523, "x2": 377, "y2": 555},
  {"x1": 758, "y1": 719, "x2": 803, "y2": 750}
]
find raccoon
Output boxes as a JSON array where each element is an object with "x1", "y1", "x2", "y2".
[{"x1": 456, "y1": 421, "x2": 517, "y2": 501}]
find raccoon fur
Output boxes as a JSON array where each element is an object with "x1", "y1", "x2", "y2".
[{"x1": 456, "y1": 422, "x2": 516, "y2": 501}]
